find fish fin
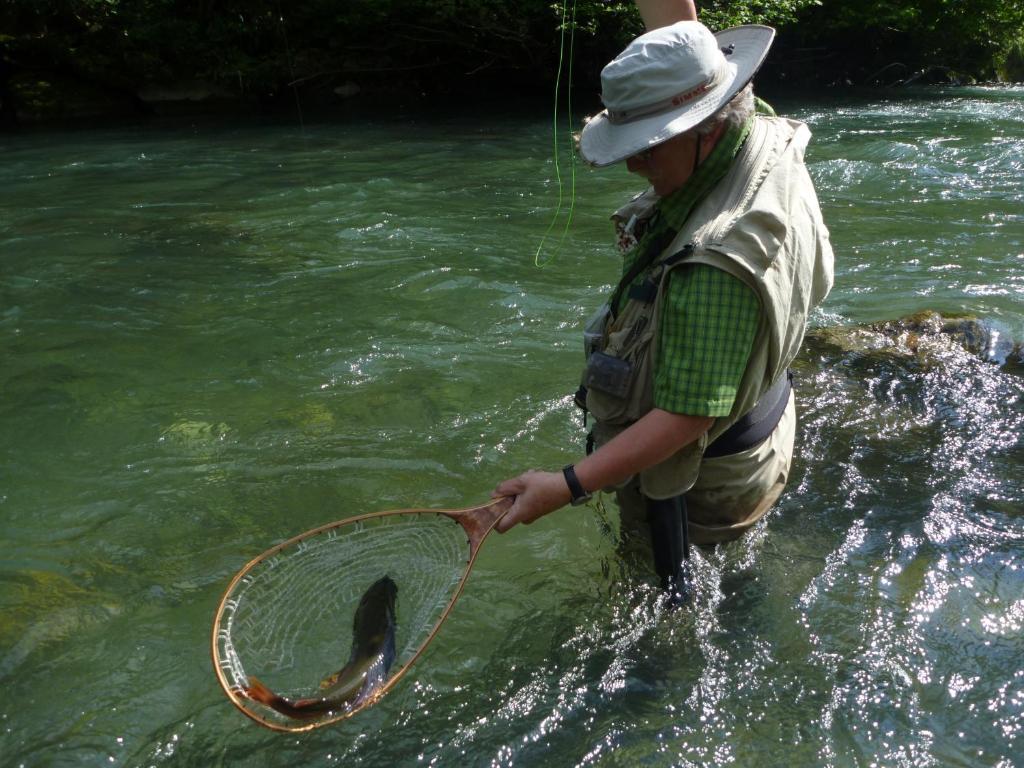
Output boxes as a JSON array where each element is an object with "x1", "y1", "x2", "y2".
[
  {"x1": 354, "y1": 648, "x2": 394, "y2": 706},
  {"x1": 354, "y1": 613, "x2": 398, "y2": 706},
  {"x1": 319, "y1": 670, "x2": 341, "y2": 690},
  {"x1": 244, "y1": 676, "x2": 278, "y2": 707},
  {"x1": 364, "y1": 654, "x2": 388, "y2": 689}
]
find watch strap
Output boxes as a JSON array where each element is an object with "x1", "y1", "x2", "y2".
[{"x1": 562, "y1": 464, "x2": 591, "y2": 505}]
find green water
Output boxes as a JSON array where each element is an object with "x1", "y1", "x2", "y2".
[{"x1": 1, "y1": 87, "x2": 1022, "y2": 767}]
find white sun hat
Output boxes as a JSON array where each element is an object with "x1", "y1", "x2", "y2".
[{"x1": 579, "y1": 21, "x2": 776, "y2": 167}]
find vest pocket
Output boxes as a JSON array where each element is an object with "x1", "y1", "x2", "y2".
[
  {"x1": 583, "y1": 351, "x2": 632, "y2": 399},
  {"x1": 584, "y1": 321, "x2": 655, "y2": 425}
]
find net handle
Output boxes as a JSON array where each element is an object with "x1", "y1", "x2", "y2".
[{"x1": 441, "y1": 496, "x2": 514, "y2": 557}]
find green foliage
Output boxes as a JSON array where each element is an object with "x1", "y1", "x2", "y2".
[
  {"x1": 697, "y1": 0, "x2": 822, "y2": 29},
  {"x1": 999, "y1": 36, "x2": 1024, "y2": 82},
  {"x1": 568, "y1": 0, "x2": 821, "y2": 38},
  {"x1": 793, "y1": 0, "x2": 1024, "y2": 82},
  {"x1": 2, "y1": 0, "x2": 1023, "y2": 122}
]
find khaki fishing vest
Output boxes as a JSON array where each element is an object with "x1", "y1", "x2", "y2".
[{"x1": 585, "y1": 116, "x2": 834, "y2": 499}]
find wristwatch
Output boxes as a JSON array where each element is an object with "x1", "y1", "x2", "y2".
[{"x1": 562, "y1": 464, "x2": 593, "y2": 506}]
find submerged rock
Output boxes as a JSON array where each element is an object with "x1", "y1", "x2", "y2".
[
  {"x1": 806, "y1": 311, "x2": 1023, "y2": 372},
  {"x1": 159, "y1": 419, "x2": 231, "y2": 449}
]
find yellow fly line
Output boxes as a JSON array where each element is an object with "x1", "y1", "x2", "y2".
[{"x1": 211, "y1": 498, "x2": 512, "y2": 732}]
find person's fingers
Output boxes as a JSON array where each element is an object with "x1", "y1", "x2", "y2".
[
  {"x1": 495, "y1": 501, "x2": 523, "y2": 533},
  {"x1": 494, "y1": 471, "x2": 533, "y2": 498},
  {"x1": 493, "y1": 470, "x2": 554, "y2": 533},
  {"x1": 493, "y1": 480, "x2": 518, "y2": 497}
]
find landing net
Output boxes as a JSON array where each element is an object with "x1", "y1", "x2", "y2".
[{"x1": 214, "y1": 510, "x2": 471, "y2": 730}]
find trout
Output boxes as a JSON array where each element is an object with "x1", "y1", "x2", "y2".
[{"x1": 245, "y1": 575, "x2": 398, "y2": 719}]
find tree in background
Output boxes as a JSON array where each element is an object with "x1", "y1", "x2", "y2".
[
  {"x1": 2, "y1": 0, "x2": 1022, "y2": 124},
  {"x1": 786, "y1": 0, "x2": 1024, "y2": 85}
]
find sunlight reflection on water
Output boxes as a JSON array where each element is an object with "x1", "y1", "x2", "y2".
[{"x1": 0, "y1": 89, "x2": 1023, "y2": 766}]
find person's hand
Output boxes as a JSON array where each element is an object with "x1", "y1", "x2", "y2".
[{"x1": 491, "y1": 470, "x2": 572, "y2": 533}]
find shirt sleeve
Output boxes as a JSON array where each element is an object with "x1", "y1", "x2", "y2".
[{"x1": 653, "y1": 263, "x2": 761, "y2": 417}]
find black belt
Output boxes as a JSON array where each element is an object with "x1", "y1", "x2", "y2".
[{"x1": 704, "y1": 370, "x2": 793, "y2": 459}]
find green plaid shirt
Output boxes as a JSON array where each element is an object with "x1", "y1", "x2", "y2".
[
  {"x1": 654, "y1": 263, "x2": 759, "y2": 415},
  {"x1": 617, "y1": 114, "x2": 764, "y2": 418}
]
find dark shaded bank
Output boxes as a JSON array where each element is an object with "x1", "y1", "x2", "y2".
[
  {"x1": 2, "y1": 0, "x2": 1022, "y2": 128},
  {"x1": 4, "y1": 47, "x2": 1013, "y2": 134}
]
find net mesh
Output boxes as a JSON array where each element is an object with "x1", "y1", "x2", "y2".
[{"x1": 214, "y1": 511, "x2": 470, "y2": 726}]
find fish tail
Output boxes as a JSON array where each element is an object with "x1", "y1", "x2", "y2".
[
  {"x1": 244, "y1": 676, "x2": 325, "y2": 720},
  {"x1": 243, "y1": 676, "x2": 279, "y2": 707}
]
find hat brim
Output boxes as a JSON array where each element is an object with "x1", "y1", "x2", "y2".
[{"x1": 580, "y1": 25, "x2": 776, "y2": 168}]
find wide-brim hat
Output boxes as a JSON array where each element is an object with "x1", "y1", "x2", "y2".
[{"x1": 580, "y1": 22, "x2": 776, "y2": 167}]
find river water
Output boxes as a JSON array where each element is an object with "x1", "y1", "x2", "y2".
[{"x1": 1, "y1": 87, "x2": 1022, "y2": 767}]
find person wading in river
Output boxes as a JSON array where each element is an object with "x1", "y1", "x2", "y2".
[{"x1": 493, "y1": 2, "x2": 833, "y2": 596}]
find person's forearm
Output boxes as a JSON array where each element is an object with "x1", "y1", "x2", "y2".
[
  {"x1": 634, "y1": 0, "x2": 697, "y2": 30},
  {"x1": 574, "y1": 408, "x2": 712, "y2": 494},
  {"x1": 492, "y1": 407, "x2": 712, "y2": 533}
]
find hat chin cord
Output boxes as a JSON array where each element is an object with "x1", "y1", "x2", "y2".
[{"x1": 692, "y1": 133, "x2": 702, "y2": 175}]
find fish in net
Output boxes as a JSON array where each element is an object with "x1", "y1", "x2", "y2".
[{"x1": 211, "y1": 498, "x2": 511, "y2": 732}]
